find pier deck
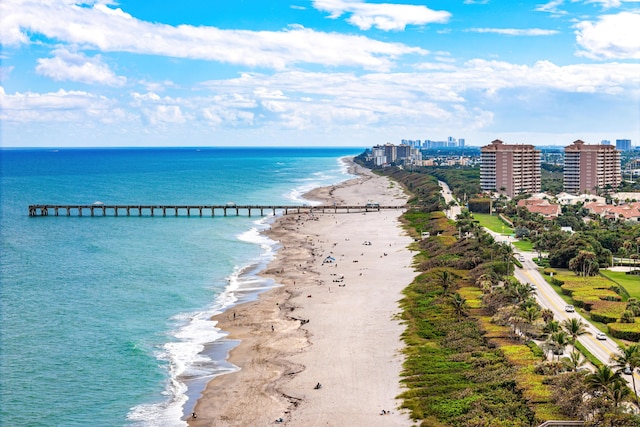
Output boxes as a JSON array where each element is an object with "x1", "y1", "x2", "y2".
[{"x1": 28, "y1": 204, "x2": 405, "y2": 217}]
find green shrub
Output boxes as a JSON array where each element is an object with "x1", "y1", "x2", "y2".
[
  {"x1": 608, "y1": 323, "x2": 640, "y2": 342},
  {"x1": 543, "y1": 268, "x2": 557, "y2": 276},
  {"x1": 620, "y1": 310, "x2": 636, "y2": 323},
  {"x1": 590, "y1": 301, "x2": 626, "y2": 324}
]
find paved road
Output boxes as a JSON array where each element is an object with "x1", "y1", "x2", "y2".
[
  {"x1": 438, "y1": 180, "x2": 461, "y2": 220},
  {"x1": 490, "y1": 230, "x2": 640, "y2": 387},
  {"x1": 436, "y1": 185, "x2": 640, "y2": 389}
]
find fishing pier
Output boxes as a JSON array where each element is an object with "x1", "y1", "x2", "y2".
[{"x1": 28, "y1": 203, "x2": 403, "y2": 217}]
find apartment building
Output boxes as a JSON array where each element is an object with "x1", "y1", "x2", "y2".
[
  {"x1": 616, "y1": 139, "x2": 632, "y2": 151},
  {"x1": 564, "y1": 140, "x2": 621, "y2": 194},
  {"x1": 480, "y1": 139, "x2": 541, "y2": 197}
]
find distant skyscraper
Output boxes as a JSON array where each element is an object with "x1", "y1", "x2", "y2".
[
  {"x1": 480, "y1": 140, "x2": 541, "y2": 197},
  {"x1": 616, "y1": 139, "x2": 632, "y2": 151},
  {"x1": 458, "y1": 138, "x2": 465, "y2": 147},
  {"x1": 601, "y1": 140, "x2": 610, "y2": 145},
  {"x1": 564, "y1": 140, "x2": 621, "y2": 194}
]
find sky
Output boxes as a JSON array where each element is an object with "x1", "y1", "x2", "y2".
[{"x1": 1, "y1": 0, "x2": 639, "y2": 148}]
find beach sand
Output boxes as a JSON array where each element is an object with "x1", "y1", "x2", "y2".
[{"x1": 190, "y1": 160, "x2": 415, "y2": 426}]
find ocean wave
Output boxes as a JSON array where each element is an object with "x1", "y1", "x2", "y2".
[
  {"x1": 284, "y1": 156, "x2": 356, "y2": 205},
  {"x1": 128, "y1": 218, "x2": 279, "y2": 426}
]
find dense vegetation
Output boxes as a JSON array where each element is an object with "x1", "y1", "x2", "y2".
[{"x1": 364, "y1": 162, "x2": 640, "y2": 426}]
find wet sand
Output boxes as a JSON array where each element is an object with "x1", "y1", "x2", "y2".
[{"x1": 190, "y1": 160, "x2": 415, "y2": 426}]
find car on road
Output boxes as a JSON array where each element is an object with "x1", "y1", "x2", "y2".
[
  {"x1": 565, "y1": 305, "x2": 575, "y2": 312},
  {"x1": 596, "y1": 332, "x2": 607, "y2": 341},
  {"x1": 529, "y1": 284, "x2": 537, "y2": 291},
  {"x1": 623, "y1": 367, "x2": 633, "y2": 375}
]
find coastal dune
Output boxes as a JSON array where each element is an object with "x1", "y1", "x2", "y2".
[{"x1": 191, "y1": 160, "x2": 415, "y2": 426}]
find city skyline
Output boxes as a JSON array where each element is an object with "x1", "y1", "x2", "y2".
[{"x1": 1, "y1": 0, "x2": 639, "y2": 148}]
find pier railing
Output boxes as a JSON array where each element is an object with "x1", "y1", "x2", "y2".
[{"x1": 28, "y1": 204, "x2": 405, "y2": 217}]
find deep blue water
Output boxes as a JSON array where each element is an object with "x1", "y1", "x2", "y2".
[{"x1": 0, "y1": 147, "x2": 359, "y2": 426}]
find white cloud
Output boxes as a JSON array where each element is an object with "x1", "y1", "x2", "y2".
[
  {"x1": 3, "y1": 57, "x2": 639, "y2": 141},
  {"x1": 141, "y1": 105, "x2": 187, "y2": 125},
  {"x1": 0, "y1": 0, "x2": 426, "y2": 71},
  {"x1": 583, "y1": 0, "x2": 640, "y2": 8},
  {"x1": 201, "y1": 106, "x2": 254, "y2": 127},
  {"x1": 0, "y1": 86, "x2": 116, "y2": 122},
  {"x1": 575, "y1": 12, "x2": 640, "y2": 59},
  {"x1": 36, "y1": 48, "x2": 126, "y2": 86},
  {"x1": 312, "y1": 0, "x2": 450, "y2": 31},
  {"x1": 467, "y1": 28, "x2": 559, "y2": 36},
  {"x1": 535, "y1": 0, "x2": 568, "y2": 15}
]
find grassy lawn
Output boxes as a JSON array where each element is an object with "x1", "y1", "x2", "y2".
[
  {"x1": 600, "y1": 270, "x2": 640, "y2": 299},
  {"x1": 473, "y1": 213, "x2": 514, "y2": 235},
  {"x1": 513, "y1": 240, "x2": 533, "y2": 252}
]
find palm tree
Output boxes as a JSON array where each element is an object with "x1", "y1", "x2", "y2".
[
  {"x1": 548, "y1": 331, "x2": 569, "y2": 361},
  {"x1": 541, "y1": 308, "x2": 554, "y2": 325},
  {"x1": 611, "y1": 344, "x2": 640, "y2": 408},
  {"x1": 476, "y1": 273, "x2": 494, "y2": 294},
  {"x1": 449, "y1": 293, "x2": 468, "y2": 322},
  {"x1": 609, "y1": 378, "x2": 632, "y2": 409},
  {"x1": 497, "y1": 242, "x2": 515, "y2": 276},
  {"x1": 562, "y1": 350, "x2": 586, "y2": 372},
  {"x1": 438, "y1": 270, "x2": 454, "y2": 296},
  {"x1": 587, "y1": 365, "x2": 623, "y2": 400},
  {"x1": 544, "y1": 320, "x2": 560, "y2": 335},
  {"x1": 561, "y1": 317, "x2": 590, "y2": 345},
  {"x1": 510, "y1": 282, "x2": 532, "y2": 305},
  {"x1": 521, "y1": 305, "x2": 541, "y2": 338}
]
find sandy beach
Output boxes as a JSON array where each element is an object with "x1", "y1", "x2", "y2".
[{"x1": 190, "y1": 160, "x2": 415, "y2": 426}]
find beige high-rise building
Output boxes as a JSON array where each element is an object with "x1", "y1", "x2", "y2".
[
  {"x1": 564, "y1": 140, "x2": 621, "y2": 194},
  {"x1": 480, "y1": 140, "x2": 541, "y2": 197}
]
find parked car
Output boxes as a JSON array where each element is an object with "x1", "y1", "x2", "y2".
[
  {"x1": 596, "y1": 332, "x2": 607, "y2": 341},
  {"x1": 565, "y1": 305, "x2": 575, "y2": 312}
]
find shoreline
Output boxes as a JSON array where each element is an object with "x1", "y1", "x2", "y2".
[{"x1": 189, "y1": 159, "x2": 415, "y2": 426}]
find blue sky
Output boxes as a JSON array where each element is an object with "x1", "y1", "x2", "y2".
[{"x1": 1, "y1": 0, "x2": 639, "y2": 147}]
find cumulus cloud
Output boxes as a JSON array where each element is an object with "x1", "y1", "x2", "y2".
[
  {"x1": 36, "y1": 48, "x2": 126, "y2": 86},
  {"x1": 0, "y1": 0, "x2": 426, "y2": 71},
  {"x1": 141, "y1": 105, "x2": 187, "y2": 125},
  {"x1": 0, "y1": 86, "x2": 115, "y2": 122},
  {"x1": 575, "y1": 12, "x2": 640, "y2": 59},
  {"x1": 312, "y1": 0, "x2": 450, "y2": 31},
  {"x1": 3, "y1": 57, "x2": 640, "y2": 137},
  {"x1": 467, "y1": 28, "x2": 559, "y2": 36}
]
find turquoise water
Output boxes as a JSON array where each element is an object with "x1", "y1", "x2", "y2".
[{"x1": 0, "y1": 147, "x2": 358, "y2": 426}]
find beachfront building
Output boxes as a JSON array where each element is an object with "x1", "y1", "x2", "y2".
[
  {"x1": 371, "y1": 146, "x2": 386, "y2": 166},
  {"x1": 564, "y1": 140, "x2": 621, "y2": 195},
  {"x1": 371, "y1": 143, "x2": 421, "y2": 166},
  {"x1": 480, "y1": 140, "x2": 541, "y2": 197}
]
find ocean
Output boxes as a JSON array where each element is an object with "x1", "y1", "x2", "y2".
[{"x1": 0, "y1": 147, "x2": 360, "y2": 427}]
